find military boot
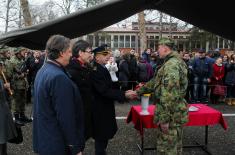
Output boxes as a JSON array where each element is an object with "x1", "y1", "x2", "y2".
[
  {"x1": 20, "y1": 113, "x2": 32, "y2": 123},
  {"x1": 14, "y1": 113, "x2": 25, "y2": 126}
]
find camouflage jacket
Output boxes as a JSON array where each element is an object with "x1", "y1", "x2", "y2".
[
  {"x1": 138, "y1": 51, "x2": 188, "y2": 125},
  {"x1": 5, "y1": 56, "x2": 28, "y2": 90}
]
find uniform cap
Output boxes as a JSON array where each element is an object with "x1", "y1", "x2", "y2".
[{"x1": 92, "y1": 44, "x2": 110, "y2": 55}]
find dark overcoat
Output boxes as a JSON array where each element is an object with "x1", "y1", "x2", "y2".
[
  {"x1": 66, "y1": 59, "x2": 94, "y2": 140},
  {"x1": 90, "y1": 62, "x2": 126, "y2": 141}
]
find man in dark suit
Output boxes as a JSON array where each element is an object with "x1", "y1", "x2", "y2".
[
  {"x1": 90, "y1": 45, "x2": 136, "y2": 155},
  {"x1": 66, "y1": 40, "x2": 94, "y2": 140}
]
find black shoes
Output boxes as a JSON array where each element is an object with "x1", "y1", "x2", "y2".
[{"x1": 14, "y1": 112, "x2": 32, "y2": 126}]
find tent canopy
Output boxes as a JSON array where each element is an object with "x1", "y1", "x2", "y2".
[{"x1": 0, "y1": 0, "x2": 234, "y2": 50}]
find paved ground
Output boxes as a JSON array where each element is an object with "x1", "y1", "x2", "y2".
[{"x1": 7, "y1": 101, "x2": 235, "y2": 155}]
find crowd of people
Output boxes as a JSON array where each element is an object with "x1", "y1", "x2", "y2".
[{"x1": 0, "y1": 34, "x2": 234, "y2": 155}]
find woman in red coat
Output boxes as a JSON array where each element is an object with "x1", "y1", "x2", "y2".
[{"x1": 211, "y1": 57, "x2": 225, "y2": 104}]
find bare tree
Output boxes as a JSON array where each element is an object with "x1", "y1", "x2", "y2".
[
  {"x1": 159, "y1": 11, "x2": 163, "y2": 39},
  {"x1": 138, "y1": 11, "x2": 147, "y2": 54},
  {"x1": 83, "y1": 0, "x2": 104, "y2": 8},
  {"x1": 4, "y1": 0, "x2": 11, "y2": 32},
  {"x1": 20, "y1": 0, "x2": 32, "y2": 26},
  {"x1": 0, "y1": 0, "x2": 20, "y2": 32},
  {"x1": 54, "y1": 0, "x2": 81, "y2": 15},
  {"x1": 30, "y1": 1, "x2": 58, "y2": 24}
]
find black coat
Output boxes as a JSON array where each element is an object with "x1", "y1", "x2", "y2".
[
  {"x1": 66, "y1": 59, "x2": 94, "y2": 140},
  {"x1": 90, "y1": 62, "x2": 126, "y2": 141},
  {"x1": 118, "y1": 59, "x2": 130, "y2": 88},
  {"x1": 225, "y1": 63, "x2": 235, "y2": 85}
]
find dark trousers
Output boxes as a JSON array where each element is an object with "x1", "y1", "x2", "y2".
[
  {"x1": 0, "y1": 143, "x2": 7, "y2": 155},
  {"x1": 95, "y1": 140, "x2": 108, "y2": 155},
  {"x1": 226, "y1": 85, "x2": 235, "y2": 98},
  {"x1": 192, "y1": 77, "x2": 208, "y2": 102}
]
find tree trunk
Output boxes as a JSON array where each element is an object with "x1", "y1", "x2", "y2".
[
  {"x1": 20, "y1": 0, "x2": 32, "y2": 27},
  {"x1": 138, "y1": 11, "x2": 147, "y2": 55},
  {"x1": 18, "y1": 6, "x2": 22, "y2": 28},
  {"x1": 169, "y1": 16, "x2": 173, "y2": 38},
  {"x1": 5, "y1": 0, "x2": 11, "y2": 33},
  {"x1": 159, "y1": 11, "x2": 163, "y2": 39}
]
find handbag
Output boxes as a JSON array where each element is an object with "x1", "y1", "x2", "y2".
[
  {"x1": 213, "y1": 84, "x2": 227, "y2": 96},
  {"x1": 8, "y1": 123, "x2": 23, "y2": 144}
]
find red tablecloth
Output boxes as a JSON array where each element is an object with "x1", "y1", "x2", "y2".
[{"x1": 126, "y1": 104, "x2": 228, "y2": 134}]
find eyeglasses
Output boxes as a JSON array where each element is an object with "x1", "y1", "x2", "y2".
[{"x1": 84, "y1": 50, "x2": 92, "y2": 54}]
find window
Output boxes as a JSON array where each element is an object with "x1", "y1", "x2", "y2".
[
  {"x1": 125, "y1": 36, "x2": 130, "y2": 47},
  {"x1": 131, "y1": 36, "x2": 136, "y2": 48},
  {"x1": 106, "y1": 35, "x2": 111, "y2": 47},
  {"x1": 87, "y1": 35, "x2": 93, "y2": 46},
  {"x1": 114, "y1": 35, "x2": 118, "y2": 48},
  {"x1": 95, "y1": 35, "x2": 99, "y2": 47},
  {"x1": 100, "y1": 36, "x2": 105, "y2": 45},
  {"x1": 119, "y1": 35, "x2": 124, "y2": 48}
]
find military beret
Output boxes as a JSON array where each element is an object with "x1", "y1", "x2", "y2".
[
  {"x1": 158, "y1": 37, "x2": 174, "y2": 47},
  {"x1": 92, "y1": 44, "x2": 110, "y2": 55}
]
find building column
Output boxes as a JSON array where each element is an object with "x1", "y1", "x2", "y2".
[
  {"x1": 111, "y1": 35, "x2": 114, "y2": 49},
  {"x1": 124, "y1": 35, "x2": 126, "y2": 48},
  {"x1": 206, "y1": 41, "x2": 209, "y2": 52},
  {"x1": 183, "y1": 42, "x2": 186, "y2": 51},
  {"x1": 223, "y1": 39, "x2": 225, "y2": 49},
  {"x1": 189, "y1": 41, "x2": 192, "y2": 51},
  {"x1": 93, "y1": 35, "x2": 95, "y2": 47},
  {"x1": 217, "y1": 36, "x2": 220, "y2": 48},
  {"x1": 135, "y1": 33, "x2": 139, "y2": 53}
]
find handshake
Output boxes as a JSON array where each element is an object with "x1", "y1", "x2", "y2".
[{"x1": 125, "y1": 90, "x2": 138, "y2": 100}]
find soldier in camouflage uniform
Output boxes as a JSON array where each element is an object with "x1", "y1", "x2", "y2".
[
  {"x1": 5, "y1": 47, "x2": 31, "y2": 125},
  {"x1": 137, "y1": 38, "x2": 188, "y2": 155}
]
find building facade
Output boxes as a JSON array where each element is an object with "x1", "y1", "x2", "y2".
[{"x1": 83, "y1": 22, "x2": 232, "y2": 52}]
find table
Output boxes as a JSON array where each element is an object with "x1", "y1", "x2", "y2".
[{"x1": 126, "y1": 104, "x2": 228, "y2": 155}]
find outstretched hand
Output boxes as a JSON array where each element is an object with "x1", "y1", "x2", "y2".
[{"x1": 125, "y1": 90, "x2": 138, "y2": 100}]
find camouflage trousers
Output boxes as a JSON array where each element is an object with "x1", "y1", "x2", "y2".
[
  {"x1": 12, "y1": 89, "x2": 26, "y2": 113},
  {"x1": 156, "y1": 124, "x2": 183, "y2": 155}
]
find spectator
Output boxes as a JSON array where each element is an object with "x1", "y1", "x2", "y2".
[
  {"x1": 224, "y1": 54, "x2": 235, "y2": 105},
  {"x1": 137, "y1": 57, "x2": 149, "y2": 83},
  {"x1": 119, "y1": 53, "x2": 130, "y2": 91},
  {"x1": 191, "y1": 49, "x2": 213, "y2": 103},
  {"x1": 182, "y1": 52, "x2": 192, "y2": 102},
  {"x1": 142, "y1": 48, "x2": 151, "y2": 63},
  {"x1": 211, "y1": 57, "x2": 225, "y2": 104},
  {"x1": 128, "y1": 49, "x2": 138, "y2": 90},
  {"x1": 106, "y1": 55, "x2": 119, "y2": 89}
]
